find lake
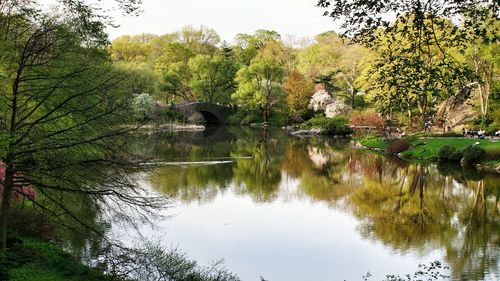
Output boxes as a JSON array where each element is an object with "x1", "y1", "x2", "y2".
[{"x1": 111, "y1": 127, "x2": 499, "y2": 281}]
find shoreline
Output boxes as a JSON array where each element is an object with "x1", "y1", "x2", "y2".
[{"x1": 356, "y1": 137, "x2": 500, "y2": 173}]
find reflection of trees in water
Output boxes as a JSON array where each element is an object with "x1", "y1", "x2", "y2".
[
  {"x1": 148, "y1": 143, "x2": 236, "y2": 203},
  {"x1": 150, "y1": 163, "x2": 234, "y2": 204},
  {"x1": 143, "y1": 128, "x2": 498, "y2": 280},
  {"x1": 444, "y1": 177, "x2": 499, "y2": 281},
  {"x1": 231, "y1": 129, "x2": 284, "y2": 202},
  {"x1": 345, "y1": 158, "x2": 499, "y2": 281}
]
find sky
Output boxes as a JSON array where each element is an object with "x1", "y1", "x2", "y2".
[{"x1": 105, "y1": 0, "x2": 339, "y2": 42}]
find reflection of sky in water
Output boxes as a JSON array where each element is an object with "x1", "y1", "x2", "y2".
[
  {"x1": 113, "y1": 177, "x2": 444, "y2": 281},
  {"x1": 112, "y1": 129, "x2": 499, "y2": 281}
]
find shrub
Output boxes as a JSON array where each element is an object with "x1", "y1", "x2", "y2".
[
  {"x1": 485, "y1": 149, "x2": 500, "y2": 161},
  {"x1": 354, "y1": 94, "x2": 366, "y2": 109},
  {"x1": 437, "y1": 145, "x2": 463, "y2": 161},
  {"x1": 387, "y1": 139, "x2": 412, "y2": 155},
  {"x1": 155, "y1": 107, "x2": 182, "y2": 123},
  {"x1": 429, "y1": 132, "x2": 464, "y2": 138},
  {"x1": 321, "y1": 116, "x2": 353, "y2": 136},
  {"x1": 350, "y1": 111, "x2": 384, "y2": 128},
  {"x1": 462, "y1": 145, "x2": 486, "y2": 164},
  {"x1": 225, "y1": 110, "x2": 262, "y2": 125},
  {"x1": 132, "y1": 93, "x2": 156, "y2": 122},
  {"x1": 299, "y1": 116, "x2": 330, "y2": 129},
  {"x1": 300, "y1": 116, "x2": 352, "y2": 136}
]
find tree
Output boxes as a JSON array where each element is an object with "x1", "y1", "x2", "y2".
[
  {"x1": 309, "y1": 89, "x2": 334, "y2": 112},
  {"x1": 282, "y1": 70, "x2": 314, "y2": 119},
  {"x1": 296, "y1": 31, "x2": 369, "y2": 108},
  {"x1": 109, "y1": 35, "x2": 153, "y2": 63},
  {"x1": 367, "y1": 17, "x2": 473, "y2": 123},
  {"x1": 317, "y1": 0, "x2": 497, "y2": 46},
  {"x1": 158, "y1": 62, "x2": 195, "y2": 102},
  {"x1": 464, "y1": 18, "x2": 500, "y2": 122},
  {"x1": 296, "y1": 32, "x2": 344, "y2": 80},
  {"x1": 325, "y1": 100, "x2": 350, "y2": 118},
  {"x1": 176, "y1": 25, "x2": 220, "y2": 55},
  {"x1": 256, "y1": 40, "x2": 296, "y2": 74},
  {"x1": 188, "y1": 53, "x2": 238, "y2": 104},
  {"x1": 155, "y1": 42, "x2": 195, "y2": 103},
  {"x1": 117, "y1": 62, "x2": 157, "y2": 95},
  {"x1": 333, "y1": 44, "x2": 369, "y2": 108},
  {"x1": 154, "y1": 42, "x2": 194, "y2": 73},
  {"x1": 233, "y1": 30, "x2": 281, "y2": 66},
  {"x1": 317, "y1": 0, "x2": 498, "y2": 125},
  {"x1": 0, "y1": 1, "x2": 163, "y2": 251},
  {"x1": 233, "y1": 56, "x2": 284, "y2": 123}
]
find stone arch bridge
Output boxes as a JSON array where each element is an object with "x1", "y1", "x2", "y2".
[{"x1": 173, "y1": 102, "x2": 233, "y2": 124}]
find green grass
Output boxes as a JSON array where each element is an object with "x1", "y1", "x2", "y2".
[
  {"x1": 359, "y1": 137, "x2": 388, "y2": 149},
  {"x1": 403, "y1": 138, "x2": 500, "y2": 160},
  {"x1": 359, "y1": 137, "x2": 500, "y2": 162},
  {"x1": 2, "y1": 237, "x2": 115, "y2": 281}
]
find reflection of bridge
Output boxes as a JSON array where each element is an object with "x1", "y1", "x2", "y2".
[{"x1": 173, "y1": 102, "x2": 233, "y2": 124}]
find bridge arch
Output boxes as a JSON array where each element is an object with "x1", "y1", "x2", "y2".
[{"x1": 173, "y1": 102, "x2": 233, "y2": 124}]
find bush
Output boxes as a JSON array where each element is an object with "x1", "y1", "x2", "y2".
[
  {"x1": 350, "y1": 111, "x2": 384, "y2": 128},
  {"x1": 437, "y1": 145, "x2": 463, "y2": 161},
  {"x1": 300, "y1": 116, "x2": 337, "y2": 129},
  {"x1": 462, "y1": 145, "x2": 486, "y2": 164},
  {"x1": 322, "y1": 116, "x2": 353, "y2": 136},
  {"x1": 387, "y1": 139, "x2": 412, "y2": 155},
  {"x1": 429, "y1": 132, "x2": 464, "y2": 138},
  {"x1": 485, "y1": 149, "x2": 500, "y2": 161},
  {"x1": 224, "y1": 110, "x2": 263, "y2": 126},
  {"x1": 155, "y1": 107, "x2": 183, "y2": 123},
  {"x1": 300, "y1": 116, "x2": 353, "y2": 136},
  {"x1": 133, "y1": 93, "x2": 156, "y2": 122},
  {"x1": 353, "y1": 94, "x2": 366, "y2": 109}
]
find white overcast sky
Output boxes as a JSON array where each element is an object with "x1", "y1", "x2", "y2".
[{"x1": 105, "y1": 0, "x2": 339, "y2": 42}]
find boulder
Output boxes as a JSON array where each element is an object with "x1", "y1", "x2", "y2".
[
  {"x1": 436, "y1": 83, "x2": 479, "y2": 128},
  {"x1": 290, "y1": 129, "x2": 321, "y2": 136}
]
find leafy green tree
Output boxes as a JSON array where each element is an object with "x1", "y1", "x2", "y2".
[
  {"x1": 367, "y1": 17, "x2": 473, "y2": 122},
  {"x1": 317, "y1": 0, "x2": 498, "y2": 125},
  {"x1": 109, "y1": 35, "x2": 154, "y2": 63},
  {"x1": 297, "y1": 32, "x2": 370, "y2": 108},
  {"x1": 116, "y1": 62, "x2": 157, "y2": 95},
  {"x1": 158, "y1": 61, "x2": 195, "y2": 102},
  {"x1": 233, "y1": 30, "x2": 281, "y2": 66},
  {"x1": 233, "y1": 55, "x2": 284, "y2": 123},
  {"x1": 188, "y1": 53, "x2": 238, "y2": 104},
  {"x1": 317, "y1": 0, "x2": 497, "y2": 46},
  {"x1": 0, "y1": 1, "x2": 163, "y2": 251},
  {"x1": 155, "y1": 42, "x2": 194, "y2": 73},
  {"x1": 256, "y1": 40, "x2": 296, "y2": 74},
  {"x1": 296, "y1": 32, "x2": 344, "y2": 80}
]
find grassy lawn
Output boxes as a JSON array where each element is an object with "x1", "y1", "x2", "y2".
[
  {"x1": 360, "y1": 137, "x2": 500, "y2": 161},
  {"x1": 2, "y1": 237, "x2": 114, "y2": 281}
]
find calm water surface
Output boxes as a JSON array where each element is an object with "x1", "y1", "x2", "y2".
[{"x1": 113, "y1": 127, "x2": 499, "y2": 281}]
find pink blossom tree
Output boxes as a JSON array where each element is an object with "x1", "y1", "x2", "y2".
[{"x1": 0, "y1": 162, "x2": 36, "y2": 203}]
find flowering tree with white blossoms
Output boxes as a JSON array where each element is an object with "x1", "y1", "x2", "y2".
[
  {"x1": 309, "y1": 89, "x2": 350, "y2": 118},
  {"x1": 325, "y1": 100, "x2": 350, "y2": 118},
  {"x1": 308, "y1": 89, "x2": 334, "y2": 111}
]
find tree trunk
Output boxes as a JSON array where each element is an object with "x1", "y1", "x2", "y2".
[{"x1": 0, "y1": 163, "x2": 14, "y2": 251}]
